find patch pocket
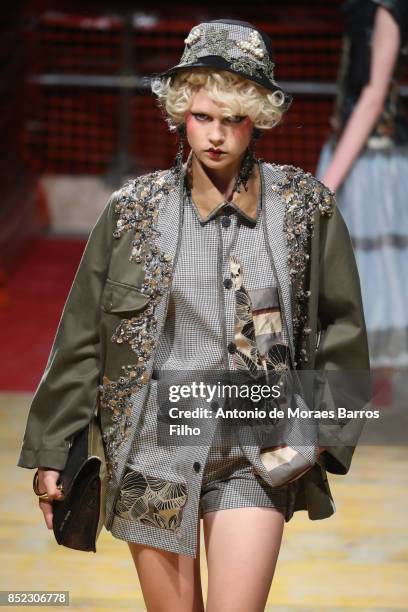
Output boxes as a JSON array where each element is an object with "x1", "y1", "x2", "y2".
[
  {"x1": 114, "y1": 467, "x2": 188, "y2": 533},
  {"x1": 101, "y1": 278, "x2": 150, "y2": 314},
  {"x1": 247, "y1": 286, "x2": 284, "y2": 356}
]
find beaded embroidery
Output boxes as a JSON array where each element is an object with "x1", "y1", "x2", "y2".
[
  {"x1": 179, "y1": 25, "x2": 276, "y2": 85},
  {"x1": 236, "y1": 31, "x2": 265, "y2": 60},
  {"x1": 181, "y1": 26, "x2": 235, "y2": 65},
  {"x1": 184, "y1": 27, "x2": 202, "y2": 46},
  {"x1": 99, "y1": 170, "x2": 175, "y2": 479},
  {"x1": 272, "y1": 165, "x2": 334, "y2": 367}
]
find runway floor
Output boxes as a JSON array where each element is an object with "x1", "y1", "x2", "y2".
[{"x1": 3, "y1": 392, "x2": 408, "y2": 611}]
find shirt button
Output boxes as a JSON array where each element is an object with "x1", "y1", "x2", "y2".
[
  {"x1": 193, "y1": 461, "x2": 201, "y2": 473},
  {"x1": 227, "y1": 342, "x2": 237, "y2": 354},
  {"x1": 223, "y1": 278, "x2": 232, "y2": 289},
  {"x1": 221, "y1": 215, "x2": 231, "y2": 228},
  {"x1": 210, "y1": 400, "x2": 219, "y2": 410}
]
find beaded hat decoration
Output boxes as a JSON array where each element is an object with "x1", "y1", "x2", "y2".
[{"x1": 153, "y1": 18, "x2": 292, "y2": 110}]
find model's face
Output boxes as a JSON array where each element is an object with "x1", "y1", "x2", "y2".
[{"x1": 185, "y1": 87, "x2": 254, "y2": 171}]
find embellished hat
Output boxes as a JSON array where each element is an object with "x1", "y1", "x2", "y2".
[{"x1": 154, "y1": 18, "x2": 291, "y2": 107}]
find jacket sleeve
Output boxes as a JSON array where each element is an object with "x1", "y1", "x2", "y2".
[
  {"x1": 17, "y1": 191, "x2": 119, "y2": 471},
  {"x1": 314, "y1": 204, "x2": 371, "y2": 474}
]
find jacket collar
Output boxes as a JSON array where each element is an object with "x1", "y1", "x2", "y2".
[{"x1": 185, "y1": 151, "x2": 261, "y2": 225}]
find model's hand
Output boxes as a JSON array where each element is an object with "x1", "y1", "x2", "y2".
[{"x1": 37, "y1": 467, "x2": 64, "y2": 530}]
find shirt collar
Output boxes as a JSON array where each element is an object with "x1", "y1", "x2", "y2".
[{"x1": 185, "y1": 151, "x2": 261, "y2": 225}]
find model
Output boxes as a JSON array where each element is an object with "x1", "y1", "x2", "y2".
[
  {"x1": 18, "y1": 19, "x2": 370, "y2": 611},
  {"x1": 317, "y1": 0, "x2": 408, "y2": 370}
]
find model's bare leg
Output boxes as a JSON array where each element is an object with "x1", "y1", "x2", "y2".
[
  {"x1": 127, "y1": 521, "x2": 204, "y2": 612},
  {"x1": 203, "y1": 506, "x2": 284, "y2": 612}
]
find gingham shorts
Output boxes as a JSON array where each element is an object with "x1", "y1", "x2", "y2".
[
  {"x1": 199, "y1": 438, "x2": 299, "y2": 521},
  {"x1": 123, "y1": 380, "x2": 299, "y2": 526}
]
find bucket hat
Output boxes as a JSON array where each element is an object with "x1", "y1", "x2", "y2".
[{"x1": 154, "y1": 18, "x2": 291, "y2": 108}]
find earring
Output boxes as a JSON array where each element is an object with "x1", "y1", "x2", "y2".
[
  {"x1": 234, "y1": 128, "x2": 261, "y2": 194},
  {"x1": 171, "y1": 124, "x2": 186, "y2": 182}
]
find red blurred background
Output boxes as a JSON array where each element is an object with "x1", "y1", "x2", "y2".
[{"x1": 1, "y1": 0, "x2": 407, "y2": 391}]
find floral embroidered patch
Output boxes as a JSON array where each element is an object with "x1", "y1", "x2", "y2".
[
  {"x1": 229, "y1": 255, "x2": 289, "y2": 377},
  {"x1": 114, "y1": 468, "x2": 188, "y2": 533}
]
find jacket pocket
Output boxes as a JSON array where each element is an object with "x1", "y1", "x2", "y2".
[
  {"x1": 99, "y1": 279, "x2": 152, "y2": 381},
  {"x1": 114, "y1": 466, "x2": 188, "y2": 533},
  {"x1": 101, "y1": 278, "x2": 150, "y2": 314}
]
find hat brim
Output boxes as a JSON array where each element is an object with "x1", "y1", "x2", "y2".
[{"x1": 154, "y1": 55, "x2": 291, "y2": 103}]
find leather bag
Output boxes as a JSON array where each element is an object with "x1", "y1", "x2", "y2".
[{"x1": 50, "y1": 411, "x2": 107, "y2": 552}]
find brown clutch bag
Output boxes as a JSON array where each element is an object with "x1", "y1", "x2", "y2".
[{"x1": 33, "y1": 412, "x2": 107, "y2": 553}]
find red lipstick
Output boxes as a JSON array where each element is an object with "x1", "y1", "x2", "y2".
[{"x1": 206, "y1": 148, "x2": 226, "y2": 159}]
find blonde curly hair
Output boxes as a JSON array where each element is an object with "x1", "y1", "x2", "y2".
[{"x1": 150, "y1": 68, "x2": 289, "y2": 132}]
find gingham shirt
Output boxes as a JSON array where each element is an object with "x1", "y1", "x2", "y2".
[
  {"x1": 152, "y1": 180, "x2": 287, "y2": 373},
  {"x1": 148, "y1": 175, "x2": 284, "y2": 474}
]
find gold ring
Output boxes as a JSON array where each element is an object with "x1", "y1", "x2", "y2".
[{"x1": 33, "y1": 471, "x2": 64, "y2": 498}]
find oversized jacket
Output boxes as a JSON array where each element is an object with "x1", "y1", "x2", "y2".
[{"x1": 17, "y1": 160, "x2": 370, "y2": 558}]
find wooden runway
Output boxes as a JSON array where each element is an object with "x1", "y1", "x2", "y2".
[{"x1": 3, "y1": 392, "x2": 407, "y2": 611}]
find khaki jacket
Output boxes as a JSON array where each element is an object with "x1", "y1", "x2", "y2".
[{"x1": 17, "y1": 161, "x2": 370, "y2": 557}]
